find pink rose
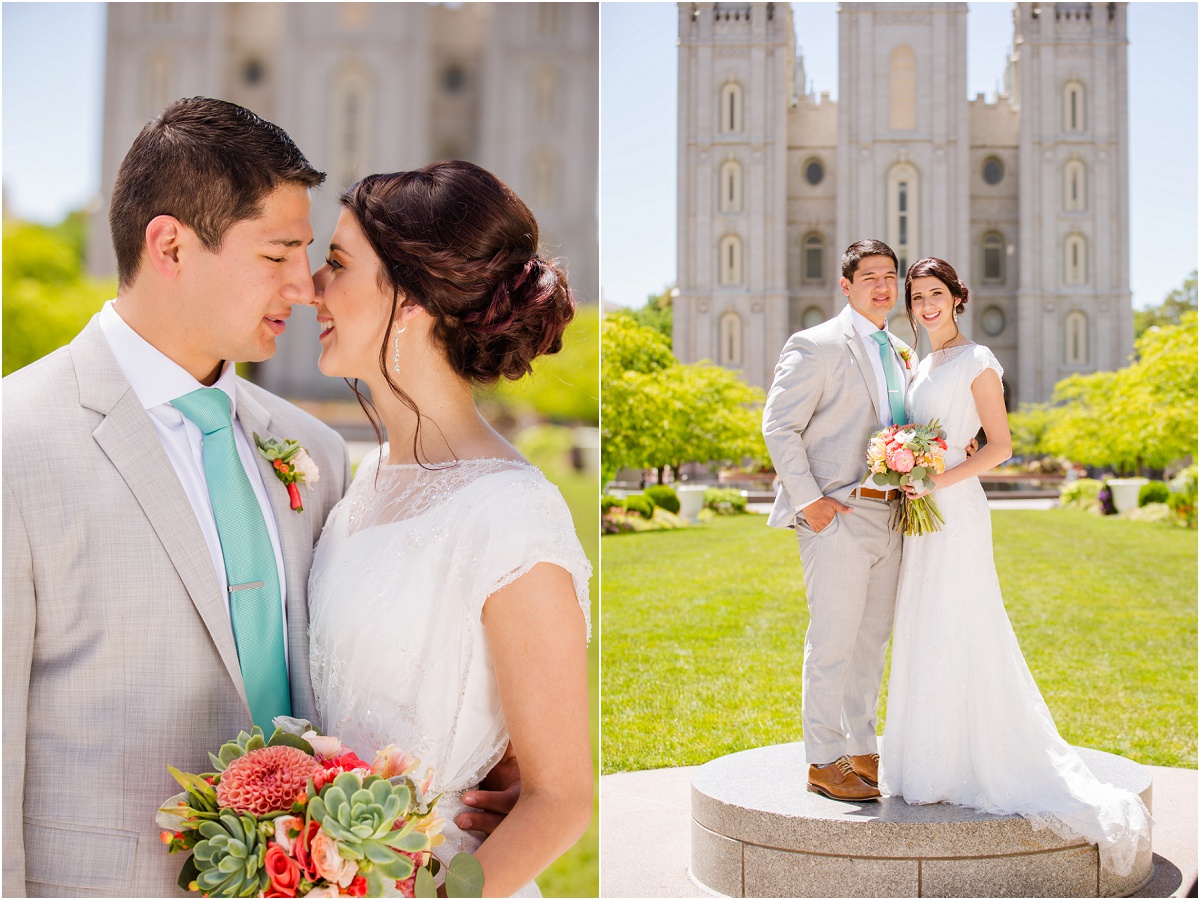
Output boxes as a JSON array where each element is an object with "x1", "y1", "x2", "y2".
[
  {"x1": 888, "y1": 448, "x2": 915, "y2": 473},
  {"x1": 311, "y1": 830, "x2": 359, "y2": 888}
]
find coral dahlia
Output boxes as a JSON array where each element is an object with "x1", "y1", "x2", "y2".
[{"x1": 216, "y1": 746, "x2": 322, "y2": 815}]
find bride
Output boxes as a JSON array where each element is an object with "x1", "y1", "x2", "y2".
[
  {"x1": 304, "y1": 161, "x2": 593, "y2": 896},
  {"x1": 880, "y1": 257, "x2": 1151, "y2": 876}
]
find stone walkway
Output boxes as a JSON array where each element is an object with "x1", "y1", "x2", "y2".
[{"x1": 600, "y1": 763, "x2": 1197, "y2": 897}]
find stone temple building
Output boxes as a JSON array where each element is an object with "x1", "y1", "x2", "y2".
[
  {"x1": 674, "y1": 1, "x2": 1131, "y2": 405},
  {"x1": 88, "y1": 2, "x2": 598, "y2": 399}
]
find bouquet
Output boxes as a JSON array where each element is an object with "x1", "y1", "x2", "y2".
[
  {"x1": 863, "y1": 420, "x2": 948, "y2": 536},
  {"x1": 158, "y1": 718, "x2": 483, "y2": 898}
]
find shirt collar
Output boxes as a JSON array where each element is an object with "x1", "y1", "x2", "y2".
[
  {"x1": 98, "y1": 300, "x2": 239, "y2": 420},
  {"x1": 849, "y1": 306, "x2": 891, "y2": 340}
]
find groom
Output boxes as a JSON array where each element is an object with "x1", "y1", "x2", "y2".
[
  {"x1": 2, "y1": 98, "x2": 510, "y2": 897},
  {"x1": 762, "y1": 239, "x2": 913, "y2": 802}
]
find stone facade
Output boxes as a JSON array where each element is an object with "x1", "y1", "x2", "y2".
[
  {"x1": 675, "y1": 1, "x2": 1131, "y2": 405},
  {"x1": 89, "y1": 2, "x2": 598, "y2": 399}
]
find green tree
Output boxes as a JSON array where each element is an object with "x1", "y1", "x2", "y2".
[
  {"x1": 1135, "y1": 270, "x2": 1196, "y2": 338},
  {"x1": 601, "y1": 315, "x2": 767, "y2": 484},
  {"x1": 613, "y1": 285, "x2": 674, "y2": 343},
  {"x1": 3, "y1": 218, "x2": 115, "y2": 375},
  {"x1": 1044, "y1": 312, "x2": 1198, "y2": 473},
  {"x1": 1007, "y1": 402, "x2": 1060, "y2": 460}
]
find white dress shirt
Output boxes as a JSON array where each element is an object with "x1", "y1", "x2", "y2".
[
  {"x1": 98, "y1": 300, "x2": 289, "y2": 667},
  {"x1": 849, "y1": 307, "x2": 907, "y2": 430}
]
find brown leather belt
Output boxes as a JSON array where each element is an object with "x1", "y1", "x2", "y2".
[{"x1": 855, "y1": 486, "x2": 900, "y2": 501}]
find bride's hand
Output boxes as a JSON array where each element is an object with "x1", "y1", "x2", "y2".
[
  {"x1": 457, "y1": 742, "x2": 521, "y2": 834},
  {"x1": 903, "y1": 478, "x2": 933, "y2": 499}
]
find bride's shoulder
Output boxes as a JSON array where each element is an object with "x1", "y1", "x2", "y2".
[
  {"x1": 968, "y1": 342, "x2": 1004, "y2": 378},
  {"x1": 466, "y1": 460, "x2": 567, "y2": 518}
]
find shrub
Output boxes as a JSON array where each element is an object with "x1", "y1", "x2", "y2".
[
  {"x1": 622, "y1": 494, "x2": 654, "y2": 519},
  {"x1": 1138, "y1": 481, "x2": 1171, "y2": 507},
  {"x1": 644, "y1": 485, "x2": 681, "y2": 514},
  {"x1": 601, "y1": 494, "x2": 622, "y2": 515},
  {"x1": 1167, "y1": 492, "x2": 1197, "y2": 528},
  {"x1": 704, "y1": 487, "x2": 748, "y2": 515},
  {"x1": 1122, "y1": 503, "x2": 1178, "y2": 524},
  {"x1": 1058, "y1": 478, "x2": 1102, "y2": 512}
]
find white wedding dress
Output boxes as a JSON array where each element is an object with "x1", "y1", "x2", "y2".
[
  {"x1": 880, "y1": 343, "x2": 1151, "y2": 876},
  {"x1": 308, "y1": 448, "x2": 592, "y2": 897}
]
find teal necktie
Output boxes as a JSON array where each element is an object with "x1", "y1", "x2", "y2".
[
  {"x1": 172, "y1": 387, "x2": 291, "y2": 729},
  {"x1": 869, "y1": 330, "x2": 907, "y2": 427}
]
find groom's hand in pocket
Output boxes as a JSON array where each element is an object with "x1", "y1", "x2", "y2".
[
  {"x1": 457, "y1": 741, "x2": 520, "y2": 834},
  {"x1": 804, "y1": 496, "x2": 852, "y2": 533}
]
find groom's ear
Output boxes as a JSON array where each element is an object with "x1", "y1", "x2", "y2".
[
  {"x1": 839, "y1": 275, "x2": 851, "y2": 297},
  {"x1": 144, "y1": 215, "x2": 185, "y2": 281}
]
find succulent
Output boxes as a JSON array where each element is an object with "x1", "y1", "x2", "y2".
[
  {"x1": 307, "y1": 772, "x2": 431, "y2": 885},
  {"x1": 191, "y1": 812, "x2": 269, "y2": 897},
  {"x1": 208, "y1": 727, "x2": 267, "y2": 774}
]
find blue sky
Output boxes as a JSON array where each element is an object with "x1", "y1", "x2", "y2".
[
  {"x1": 600, "y1": 2, "x2": 1199, "y2": 312},
  {"x1": 2, "y1": 2, "x2": 1196, "y2": 313}
]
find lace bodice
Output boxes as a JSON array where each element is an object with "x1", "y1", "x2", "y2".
[
  {"x1": 908, "y1": 343, "x2": 1003, "y2": 466},
  {"x1": 308, "y1": 447, "x2": 591, "y2": 870}
]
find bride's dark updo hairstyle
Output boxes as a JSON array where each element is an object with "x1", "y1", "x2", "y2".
[
  {"x1": 340, "y1": 160, "x2": 575, "y2": 459},
  {"x1": 904, "y1": 256, "x2": 970, "y2": 340}
]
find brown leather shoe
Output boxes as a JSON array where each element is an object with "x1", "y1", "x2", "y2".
[
  {"x1": 807, "y1": 756, "x2": 881, "y2": 801},
  {"x1": 849, "y1": 753, "x2": 880, "y2": 787}
]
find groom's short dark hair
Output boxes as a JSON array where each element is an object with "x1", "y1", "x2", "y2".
[
  {"x1": 108, "y1": 97, "x2": 326, "y2": 288},
  {"x1": 842, "y1": 239, "x2": 898, "y2": 281}
]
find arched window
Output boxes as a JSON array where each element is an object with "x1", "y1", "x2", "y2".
[
  {"x1": 1064, "y1": 80, "x2": 1086, "y2": 132},
  {"x1": 801, "y1": 306, "x2": 825, "y2": 330},
  {"x1": 889, "y1": 45, "x2": 917, "y2": 131},
  {"x1": 982, "y1": 232, "x2": 1005, "y2": 282},
  {"x1": 719, "y1": 311, "x2": 743, "y2": 367},
  {"x1": 333, "y1": 66, "x2": 372, "y2": 190},
  {"x1": 887, "y1": 163, "x2": 919, "y2": 276},
  {"x1": 1064, "y1": 159, "x2": 1087, "y2": 212},
  {"x1": 1064, "y1": 233, "x2": 1087, "y2": 285},
  {"x1": 719, "y1": 82, "x2": 744, "y2": 134},
  {"x1": 718, "y1": 234, "x2": 743, "y2": 287},
  {"x1": 802, "y1": 233, "x2": 824, "y2": 282},
  {"x1": 719, "y1": 159, "x2": 743, "y2": 213},
  {"x1": 1065, "y1": 310, "x2": 1088, "y2": 365}
]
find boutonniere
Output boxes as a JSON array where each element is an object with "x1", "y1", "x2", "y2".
[
  {"x1": 254, "y1": 433, "x2": 320, "y2": 513},
  {"x1": 897, "y1": 345, "x2": 914, "y2": 371}
]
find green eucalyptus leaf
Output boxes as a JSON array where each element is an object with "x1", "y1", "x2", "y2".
[
  {"x1": 446, "y1": 853, "x2": 485, "y2": 898},
  {"x1": 911, "y1": 466, "x2": 926, "y2": 480},
  {"x1": 887, "y1": 470, "x2": 901, "y2": 486},
  {"x1": 416, "y1": 867, "x2": 438, "y2": 898},
  {"x1": 265, "y1": 731, "x2": 315, "y2": 755},
  {"x1": 872, "y1": 472, "x2": 889, "y2": 487}
]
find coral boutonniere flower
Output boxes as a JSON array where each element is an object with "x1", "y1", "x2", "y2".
[
  {"x1": 254, "y1": 434, "x2": 320, "y2": 513},
  {"x1": 897, "y1": 345, "x2": 914, "y2": 371}
]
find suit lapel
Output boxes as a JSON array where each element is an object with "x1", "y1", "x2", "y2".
[
  {"x1": 73, "y1": 320, "x2": 250, "y2": 715},
  {"x1": 839, "y1": 307, "x2": 884, "y2": 426},
  {"x1": 235, "y1": 386, "x2": 318, "y2": 720}
]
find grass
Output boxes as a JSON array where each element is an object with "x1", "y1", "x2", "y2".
[
  {"x1": 530, "y1": 455, "x2": 599, "y2": 898},
  {"x1": 601, "y1": 510, "x2": 1196, "y2": 774}
]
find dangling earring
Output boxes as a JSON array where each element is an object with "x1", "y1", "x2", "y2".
[{"x1": 393, "y1": 322, "x2": 407, "y2": 373}]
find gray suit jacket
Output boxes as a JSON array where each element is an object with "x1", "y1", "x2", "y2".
[
  {"x1": 763, "y1": 305, "x2": 916, "y2": 529},
  {"x1": 2, "y1": 318, "x2": 351, "y2": 897}
]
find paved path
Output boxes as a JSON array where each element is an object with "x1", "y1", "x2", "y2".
[
  {"x1": 600, "y1": 763, "x2": 1196, "y2": 897},
  {"x1": 746, "y1": 498, "x2": 1056, "y2": 515}
]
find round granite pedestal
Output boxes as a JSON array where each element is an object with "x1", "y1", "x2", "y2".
[{"x1": 691, "y1": 742, "x2": 1154, "y2": 898}]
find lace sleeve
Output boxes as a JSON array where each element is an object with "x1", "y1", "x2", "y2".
[
  {"x1": 466, "y1": 472, "x2": 593, "y2": 641},
  {"x1": 972, "y1": 344, "x2": 1004, "y2": 390}
]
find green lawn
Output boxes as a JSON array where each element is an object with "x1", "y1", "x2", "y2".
[
  {"x1": 532, "y1": 458, "x2": 599, "y2": 898},
  {"x1": 601, "y1": 511, "x2": 1196, "y2": 774}
]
